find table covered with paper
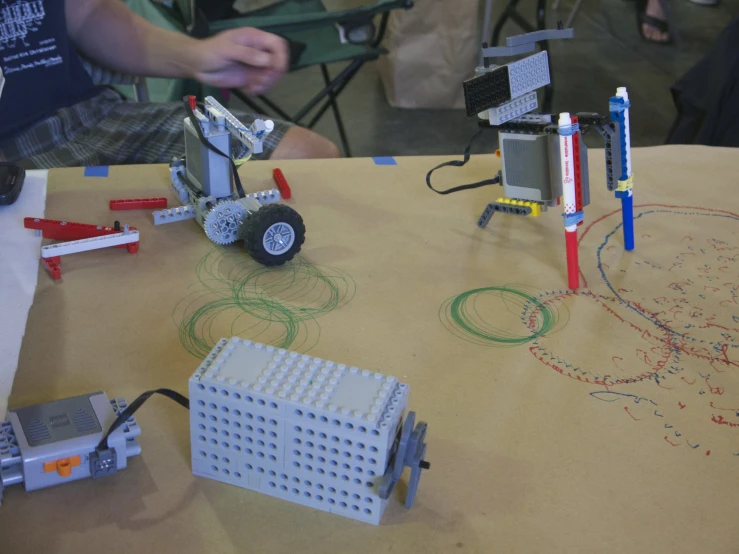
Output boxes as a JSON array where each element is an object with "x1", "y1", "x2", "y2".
[{"x1": 2, "y1": 146, "x2": 739, "y2": 553}]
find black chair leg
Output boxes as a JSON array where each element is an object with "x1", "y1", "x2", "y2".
[
  {"x1": 320, "y1": 64, "x2": 352, "y2": 157},
  {"x1": 491, "y1": 0, "x2": 521, "y2": 46},
  {"x1": 230, "y1": 89, "x2": 272, "y2": 118},
  {"x1": 536, "y1": 0, "x2": 554, "y2": 113},
  {"x1": 307, "y1": 60, "x2": 365, "y2": 126}
]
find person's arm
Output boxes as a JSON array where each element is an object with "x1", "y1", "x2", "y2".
[{"x1": 66, "y1": 0, "x2": 288, "y2": 94}]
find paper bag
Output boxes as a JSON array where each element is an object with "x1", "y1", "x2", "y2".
[{"x1": 378, "y1": 0, "x2": 482, "y2": 109}]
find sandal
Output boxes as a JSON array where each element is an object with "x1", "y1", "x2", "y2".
[{"x1": 636, "y1": 0, "x2": 673, "y2": 44}]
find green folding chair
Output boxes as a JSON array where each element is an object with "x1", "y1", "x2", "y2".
[{"x1": 127, "y1": 0, "x2": 414, "y2": 157}]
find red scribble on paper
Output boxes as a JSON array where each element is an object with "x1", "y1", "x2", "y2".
[
  {"x1": 706, "y1": 450, "x2": 711, "y2": 456},
  {"x1": 612, "y1": 356, "x2": 624, "y2": 370},
  {"x1": 705, "y1": 286, "x2": 720, "y2": 293},
  {"x1": 712, "y1": 415, "x2": 739, "y2": 428},
  {"x1": 678, "y1": 402, "x2": 686, "y2": 409},
  {"x1": 664, "y1": 436, "x2": 680, "y2": 446},
  {"x1": 682, "y1": 236, "x2": 693, "y2": 242},
  {"x1": 682, "y1": 377, "x2": 695, "y2": 385},
  {"x1": 636, "y1": 349, "x2": 653, "y2": 366},
  {"x1": 624, "y1": 407, "x2": 640, "y2": 421},
  {"x1": 705, "y1": 378, "x2": 725, "y2": 395},
  {"x1": 709, "y1": 401, "x2": 738, "y2": 412}
]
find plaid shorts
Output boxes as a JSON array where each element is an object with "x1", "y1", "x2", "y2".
[{"x1": 0, "y1": 89, "x2": 293, "y2": 169}]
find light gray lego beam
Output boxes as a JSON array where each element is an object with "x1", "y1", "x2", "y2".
[
  {"x1": 505, "y1": 27, "x2": 574, "y2": 47},
  {"x1": 481, "y1": 28, "x2": 574, "y2": 59},
  {"x1": 481, "y1": 43, "x2": 537, "y2": 58}
]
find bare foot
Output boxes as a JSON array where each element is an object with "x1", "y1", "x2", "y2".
[{"x1": 642, "y1": 0, "x2": 669, "y2": 43}]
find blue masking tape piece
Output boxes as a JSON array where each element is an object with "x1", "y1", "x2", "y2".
[
  {"x1": 373, "y1": 157, "x2": 397, "y2": 166},
  {"x1": 84, "y1": 166, "x2": 109, "y2": 177}
]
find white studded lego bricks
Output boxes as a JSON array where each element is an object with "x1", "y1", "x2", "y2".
[
  {"x1": 41, "y1": 231, "x2": 139, "y2": 258},
  {"x1": 189, "y1": 337, "x2": 409, "y2": 524},
  {"x1": 247, "y1": 188, "x2": 281, "y2": 205},
  {"x1": 153, "y1": 205, "x2": 196, "y2": 225},
  {"x1": 507, "y1": 50, "x2": 550, "y2": 98},
  {"x1": 488, "y1": 92, "x2": 538, "y2": 125}
]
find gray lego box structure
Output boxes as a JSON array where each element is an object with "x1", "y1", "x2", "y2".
[
  {"x1": 189, "y1": 337, "x2": 410, "y2": 525},
  {"x1": 0, "y1": 392, "x2": 141, "y2": 504},
  {"x1": 499, "y1": 132, "x2": 563, "y2": 202},
  {"x1": 184, "y1": 114, "x2": 232, "y2": 199}
]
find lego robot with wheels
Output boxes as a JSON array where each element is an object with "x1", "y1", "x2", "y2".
[{"x1": 156, "y1": 95, "x2": 305, "y2": 266}]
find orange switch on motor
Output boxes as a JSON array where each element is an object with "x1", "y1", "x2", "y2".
[{"x1": 43, "y1": 455, "x2": 81, "y2": 477}]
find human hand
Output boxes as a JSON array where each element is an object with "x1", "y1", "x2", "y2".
[{"x1": 192, "y1": 28, "x2": 289, "y2": 95}]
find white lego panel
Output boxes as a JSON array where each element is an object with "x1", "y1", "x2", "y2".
[
  {"x1": 41, "y1": 231, "x2": 139, "y2": 258},
  {"x1": 487, "y1": 92, "x2": 538, "y2": 125},
  {"x1": 153, "y1": 205, "x2": 196, "y2": 225},
  {"x1": 189, "y1": 337, "x2": 410, "y2": 524},
  {"x1": 508, "y1": 50, "x2": 550, "y2": 98}
]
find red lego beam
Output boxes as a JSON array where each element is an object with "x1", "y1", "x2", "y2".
[
  {"x1": 571, "y1": 116, "x2": 584, "y2": 226},
  {"x1": 109, "y1": 197, "x2": 168, "y2": 211},
  {"x1": 24, "y1": 218, "x2": 137, "y2": 242},
  {"x1": 272, "y1": 168, "x2": 292, "y2": 200}
]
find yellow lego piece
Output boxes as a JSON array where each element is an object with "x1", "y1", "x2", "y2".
[
  {"x1": 496, "y1": 198, "x2": 543, "y2": 217},
  {"x1": 616, "y1": 175, "x2": 634, "y2": 192}
]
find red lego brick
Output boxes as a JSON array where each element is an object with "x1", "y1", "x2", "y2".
[
  {"x1": 109, "y1": 197, "x2": 168, "y2": 211},
  {"x1": 272, "y1": 168, "x2": 292, "y2": 200},
  {"x1": 42, "y1": 256, "x2": 61, "y2": 280}
]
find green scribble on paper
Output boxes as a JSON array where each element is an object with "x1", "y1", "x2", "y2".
[
  {"x1": 439, "y1": 285, "x2": 569, "y2": 347},
  {"x1": 174, "y1": 248, "x2": 356, "y2": 357}
]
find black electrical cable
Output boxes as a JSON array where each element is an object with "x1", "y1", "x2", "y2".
[
  {"x1": 182, "y1": 96, "x2": 246, "y2": 199},
  {"x1": 96, "y1": 389, "x2": 189, "y2": 451},
  {"x1": 426, "y1": 129, "x2": 500, "y2": 195}
]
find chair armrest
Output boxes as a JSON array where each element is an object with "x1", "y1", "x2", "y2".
[{"x1": 209, "y1": 0, "x2": 413, "y2": 34}]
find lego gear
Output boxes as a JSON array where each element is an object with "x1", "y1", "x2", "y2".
[
  {"x1": 378, "y1": 411, "x2": 430, "y2": 508},
  {"x1": 243, "y1": 204, "x2": 305, "y2": 266},
  {"x1": 203, "y1": 200, "x2": 248, "y2": 245}
]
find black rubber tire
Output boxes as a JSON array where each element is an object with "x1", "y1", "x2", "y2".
[{"x1": 243, "y1": 204, "x2": 306, "y2": 266}]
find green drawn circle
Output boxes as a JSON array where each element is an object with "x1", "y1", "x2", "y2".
[
  {"x1": 174, "y1": 249, "x2": 356, "y2": 358},
  {"x1": 439, "y1": 285, "x2": 564, "y2": 347}
]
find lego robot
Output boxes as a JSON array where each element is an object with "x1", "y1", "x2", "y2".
[
  {"x1": 460, "y1": 27, "x2": 635, "y2": 289},
  {"x1": 155, "y1": 96, "x2": 305, "y2": 266}
]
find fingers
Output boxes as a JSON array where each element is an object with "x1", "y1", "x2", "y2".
[
  {"x1": 227, "y1": 28, "x2": 289, "y2": 73},
  {"x1": 233, "y1": 44, "x2": 273, "y2": 68}
]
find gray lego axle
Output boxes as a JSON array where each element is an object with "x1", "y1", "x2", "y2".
[{"x1": 0, "y1": 392, "x2": 141, "y2": 506}]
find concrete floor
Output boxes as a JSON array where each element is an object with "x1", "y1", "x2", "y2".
[{"x1": 233, "y1": 0, "x2": 738, "y2": 157}]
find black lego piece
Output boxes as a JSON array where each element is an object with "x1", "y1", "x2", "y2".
[
  {"x1": 463, "y1": 66, "x2": 512, "y2": 116},
  {"x1": 89, "y1": 448, "x2": 118, "y2": 479}
]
